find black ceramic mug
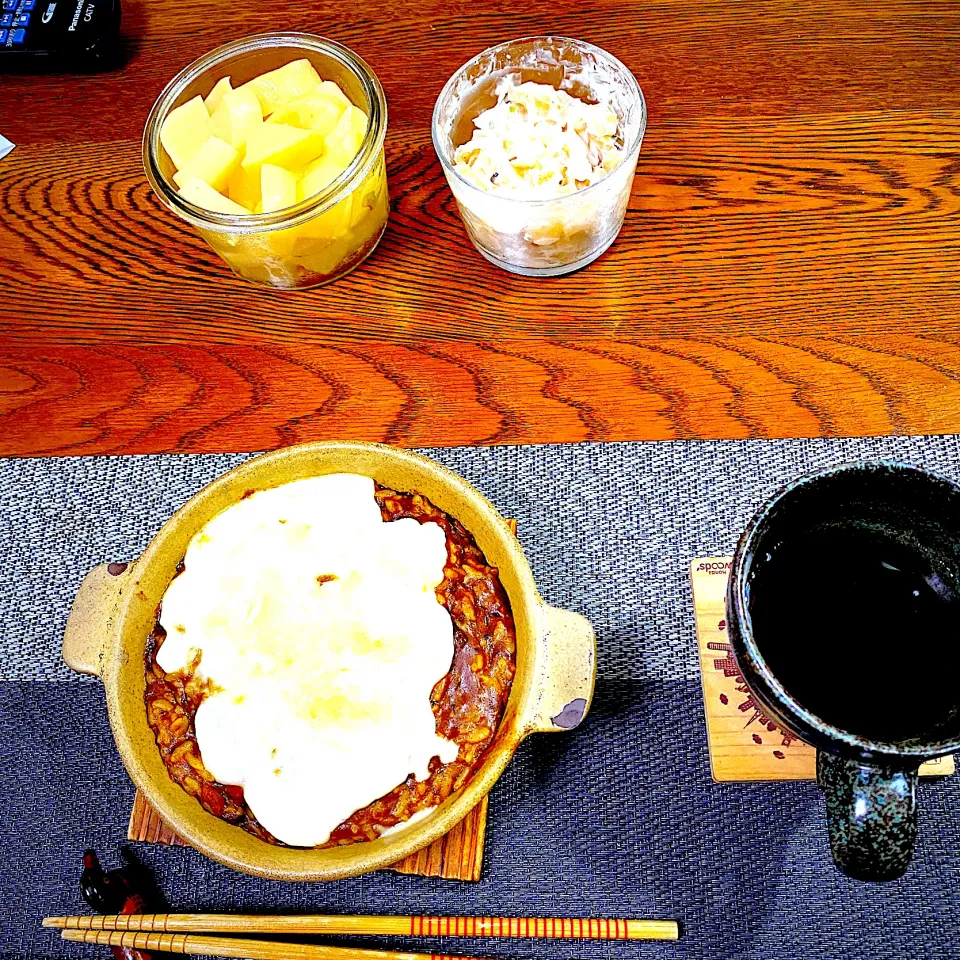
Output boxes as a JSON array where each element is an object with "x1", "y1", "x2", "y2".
[{"x1": 727, "y1": 461, "x2": 960, "y2": 881}]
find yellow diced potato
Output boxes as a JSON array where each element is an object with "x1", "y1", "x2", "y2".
[
  {"x1": 242, "y1": 123, "x2": 326, "y2": 170},
  {"x1": 178, "y1": 176, "x2": 249, "y2": 215},
  {"x1": 204, "y1": 76, "x2": 233, "y2": 115},
  {"x1": 316, "y1": 80, "x2": 352, "y2": 112},
  {"x1": 210, "y1": 85, "x2": 263, "y2": 149},
  {"x1": 323, "y1": 105, "x2": 368, "y2": 168},
  {"x1": 172, "y1": 136, "x2": 240, "y2": 191},
  {"x1": 267, "y1": 89, "x2": 345, "y2": 135},
  {"x1": 294, "y1": 232, "x2": 351, "y2": 270},
  {"x1": 294, "y1": 191, "x2": 354, "y2": 243},
  {"x1": 239, "y1": 58, "x2": 322, "y2": 116},
  {"x1": 298, "y1": 154, "x2": 346, "y2": 201},
  {"x1": 294, "y1": 178, "x2": 385, "y2": 264},
  {"x1": 226, "y1": 163, "x2": 261, "y2": 212},
  {"x1": 260, "y1": 163, "x2": 298, "y2": 212},
  {"x1": 160, "y1": 95, "x2": 212, "y2": 171},
  {"x1": 261, "y1": 224, "x2": 298, "y2": 258},
  {"x1": 349, "y1": 175, "x2": 385, "y2": 229}
]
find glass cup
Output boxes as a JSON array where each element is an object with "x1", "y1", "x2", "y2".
[
  {"x1": 432, "y1": 36, "x2": 646, "y2": 277},
  {"x1": 143, "y1": 33, "x2": 389, "y2": 290}
]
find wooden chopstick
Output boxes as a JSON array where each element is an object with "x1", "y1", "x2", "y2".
[
  {"x1": 47, "y1": 913, "x2": 679, "y2": 941},
  {"x1": 60, "y1": 929, "x2": 490, "y2": 960}
]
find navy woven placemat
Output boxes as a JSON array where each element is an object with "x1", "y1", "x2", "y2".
[{"x1": 2, "y1": 437, "x2": 960, "y2": 960}]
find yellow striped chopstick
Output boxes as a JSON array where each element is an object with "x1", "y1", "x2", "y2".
[
  {"x1": 46, "y1": 913, "x2": 679, "y2": 941},
  {"x1": 60, "y1": 929, "x2": 490, "y2": 960}
]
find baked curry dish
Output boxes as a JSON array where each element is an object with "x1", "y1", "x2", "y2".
[{"x1": 144, "y1": 475, "x2": 516, "y2": 847}]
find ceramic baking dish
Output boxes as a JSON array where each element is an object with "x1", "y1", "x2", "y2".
[{"x1": 63, "y1": 441, "x2": 596, "y2": 880}]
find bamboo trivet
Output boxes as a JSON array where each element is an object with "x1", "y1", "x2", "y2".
[
  {"x1": 127, "y1": 793, "x2": 488, "y2": 882},
  {"x1": 128, "y1": 520, "x2": 522, "y2": 881},
  {"x1": 691, "y1": 557, "x2": 956, "y2": 782}
]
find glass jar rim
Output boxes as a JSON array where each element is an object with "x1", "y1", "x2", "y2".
[
  {"x1": 431, "y1": 35, "x2": 646, "y2": 208},
  {"x1": 143, "y1": 31, "x2": 388, "y2": 234}
]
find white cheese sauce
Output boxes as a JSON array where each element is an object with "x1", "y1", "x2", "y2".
[
  {"x1": 156, "y1": 474, "x2": 458, "y2": 847},
  {"x1": 453, "y1": 79, "x2": 623, "y2": 199}
]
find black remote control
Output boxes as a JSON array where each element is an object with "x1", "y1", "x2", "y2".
[{"x1": 0, "y1": 0, "x2": 120, "y2": 66}]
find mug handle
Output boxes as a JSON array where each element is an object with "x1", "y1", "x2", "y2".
[{"x1": 816, "y1": 750, "x2": 918, "y2": 881}]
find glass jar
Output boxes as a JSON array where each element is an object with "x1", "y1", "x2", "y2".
[
  {"x1": 432, "y1": 36, "x2": 646, "y2": 277},
  {"x1": 143, "y1": 32, "x2": 389, "y2": 290}
]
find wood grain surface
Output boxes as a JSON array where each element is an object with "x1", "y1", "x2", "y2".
[{"x1": 2, "y1": 1, "x2": 959, "y2": 454}]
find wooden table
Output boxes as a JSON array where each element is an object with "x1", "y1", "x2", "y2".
[{"x1": 2, "y1": 1, "x2": 959, "y2": 456}]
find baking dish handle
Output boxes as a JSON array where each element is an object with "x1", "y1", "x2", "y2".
[
  {"x1": 62, "y1": 562, "x2": 130, "y2": 678},
  {"x1": 523, "y1": 603, "x2": 597, "y2": 736}
]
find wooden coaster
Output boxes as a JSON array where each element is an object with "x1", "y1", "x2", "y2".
[
  {"x1": 691, "y1": 557, "x2": 956, "y2": 782},
  {"x1": 126, "y1": 520, "x2": 521, "y2": 881}
]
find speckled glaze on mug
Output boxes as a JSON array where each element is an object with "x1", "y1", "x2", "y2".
[
  {"x1": 727, "y1": 461, "x2": 960, "y2": 882},
  {"x1": 62, "y1": 442, "x2": 596, "y2": 881}
]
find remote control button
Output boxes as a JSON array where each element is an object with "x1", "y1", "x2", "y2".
[
  {"x1": 13, "y1": 11, "x2": 28, "y2": 23},
  {"x1": 0, "y1": 12, "x2": 11, "y2": 24},
  {"x1": 22, "y1": 0, "x2": 35, "y2": 7},
  {"x1": 2, "y1": 1, "x2": 16, "y2": 11},
  {"x1": 11, "y1": 24, "x2": 24, "y2": 41},
  {"x1": 0, "y1": 27, "x2": 7, "y2": 41}
]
